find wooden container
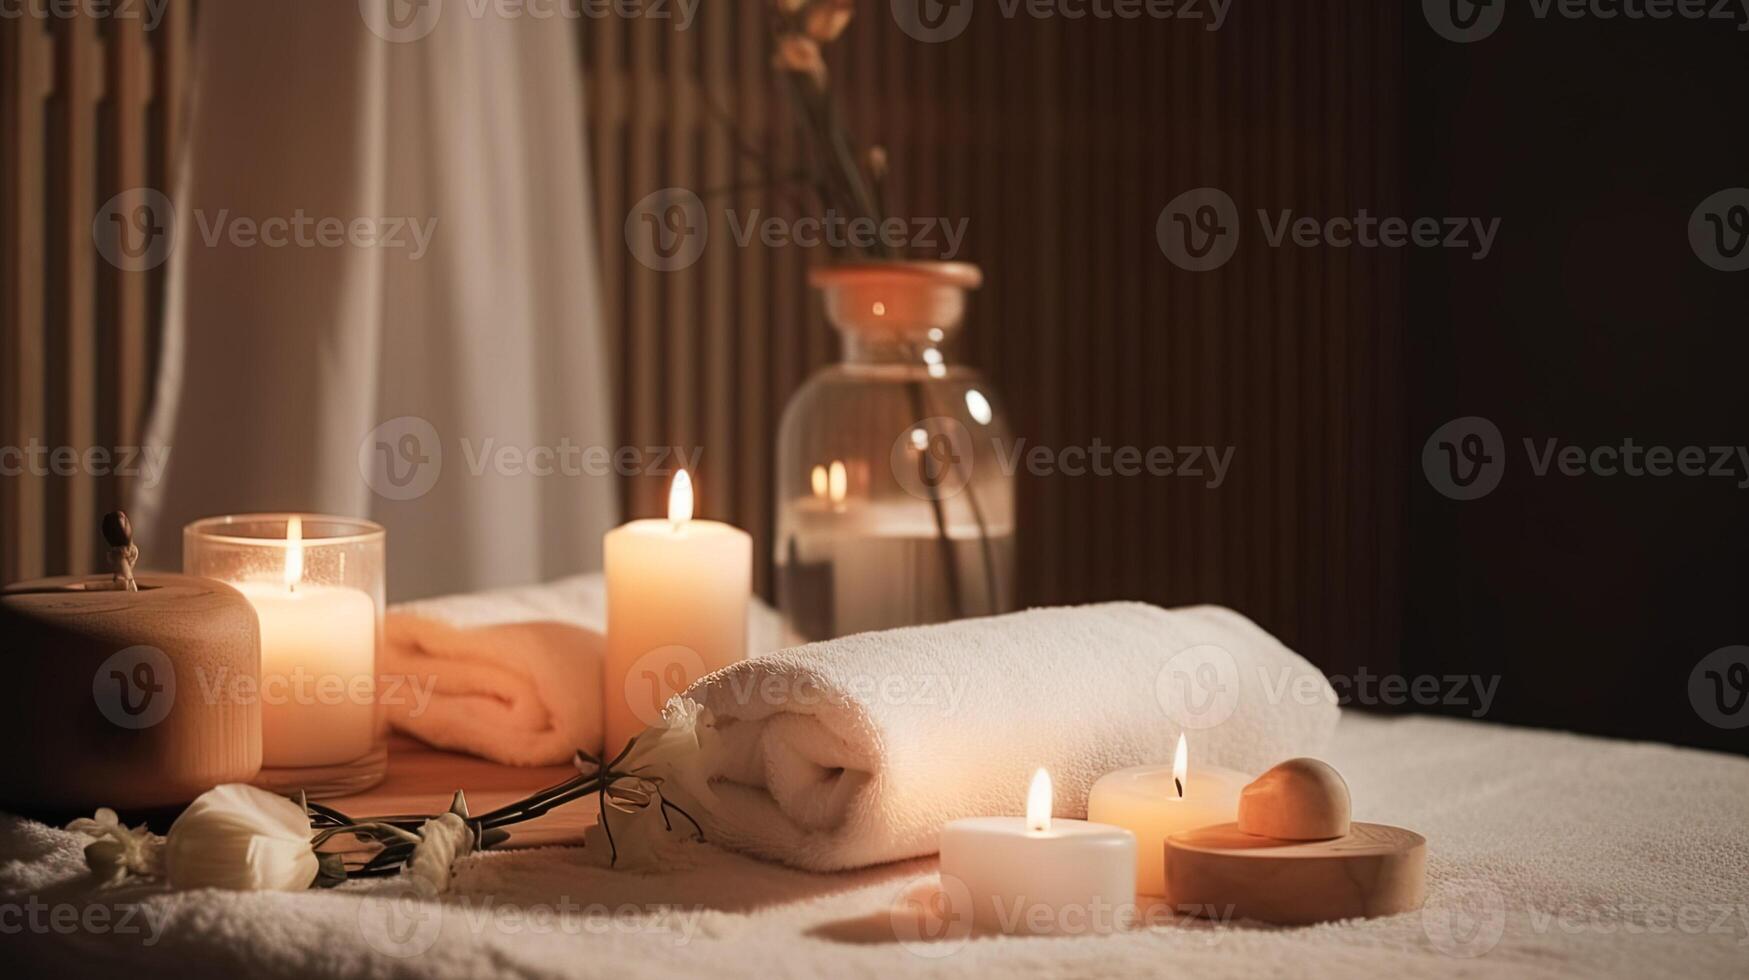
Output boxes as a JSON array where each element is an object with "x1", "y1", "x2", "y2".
[{"x1": 0, "y1": 574, "x2": 262, "y2": 816}]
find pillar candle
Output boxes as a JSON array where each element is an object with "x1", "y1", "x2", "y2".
[
  {"x1": 604, "y1": 470, "x2": 751, "y2": 755},
  {"x1": 233, "y1": 516, "x2": 376, "y2": 768},
  {"x1": 1087, "y1": 735, "x2": 1248, "y2": 896},
  {"x1": 939, "y1": 769, "x2": 1136, "y2": 935}
]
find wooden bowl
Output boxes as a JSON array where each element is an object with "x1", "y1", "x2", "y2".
[{"x1": 0, "y1": 574, "x2": 261, "y2": 817}]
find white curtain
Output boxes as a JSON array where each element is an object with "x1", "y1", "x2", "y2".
[{"x1": 133, "y1": 2, "x2": 617, "y2": 601}]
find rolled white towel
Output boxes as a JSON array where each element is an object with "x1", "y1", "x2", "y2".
[{"x1": 687, "y1": 603, "x2": 1338, "y2": 871}]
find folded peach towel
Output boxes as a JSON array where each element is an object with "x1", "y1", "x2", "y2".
[{"x1": 383, "y1": 573, "x2": 782, "y2": 766}]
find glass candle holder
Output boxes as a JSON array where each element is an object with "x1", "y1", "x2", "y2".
[{"x1": 184, "y1": 514, "x2": 387, "y2": 797}]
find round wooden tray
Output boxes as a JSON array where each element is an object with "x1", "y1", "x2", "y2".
[{"x1": 1165, "y1": 821, "x2": 1427, "y2": 925}]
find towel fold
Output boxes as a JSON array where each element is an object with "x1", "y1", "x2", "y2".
[
  {"x1": 687, "y1": 603, "x2": 1339, "y2": 871},
  {"x1": 383, "y1": 573, "x2": 783, "y2": 766}
]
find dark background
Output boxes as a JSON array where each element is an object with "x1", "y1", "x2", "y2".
[{"x1": 1403, "y1": 9, "x2": 1749, "y2": 754}]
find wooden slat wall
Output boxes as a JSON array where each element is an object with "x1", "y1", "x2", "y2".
[
  {"x1": 585, "y1": 3, "x2": 1404, "y2": 674},
  {"x1": 5, "y1": 5, "x2": 1404, "y2": 675},
  {"x1": 0, "y1": 6, "x2": 188, "y2": 583}
]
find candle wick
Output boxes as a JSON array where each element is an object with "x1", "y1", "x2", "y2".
[{"x1": 1174, "y1": 777, "x2": 1183, "y2": 798}]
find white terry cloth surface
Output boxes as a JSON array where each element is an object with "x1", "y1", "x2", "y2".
[
  {"x1": 383, "y1": 574, "x2": 782, "y2": 766},
  {"x1": 689, "y1": 603, "x2": 1339, "y2": 871},
  {"x1": 5, "y1": 714, "x2": 1747, "y2": 979}
]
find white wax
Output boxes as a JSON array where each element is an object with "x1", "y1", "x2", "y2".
[
  {"x1": 235, "y1": 581, "x2": 377, "y2": 768},
  {"x1": 1087, "y1": 764, "x2": 1248, "y2": 896},
  {"x1": 939, "y1": 817, "x2": 1136, "y2": 935},
  {"x1": 604, "y1": 518, "x2": 751, "y2": 755}
]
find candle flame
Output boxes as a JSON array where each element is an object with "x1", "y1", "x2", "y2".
[
  {"x1": 1025, "y1": 768, "x2": 1052, "y2": 833},
  {"x1": 1172, "y1": 733, "x2": 1188, "y2": 798},
  {"x1": 669, "y1": 469, "x2": 694, "y2": 530},
  {"x1": 827, "y1": 460, "x2": 847, "y2": 505},
  {"x1": 810, "y1": 464, "x2": 828, "y2": 499},
  {"x1": 284, "y1": 515, "x2": 303, "y2": 591}
]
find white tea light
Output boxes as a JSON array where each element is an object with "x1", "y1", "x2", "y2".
[
  {"x1": 1087, "y1": 734, "x2": 1248, "y2": 896},
  {"x1": 938, "y1": 769, "x2": 1136, "y2": 935}
]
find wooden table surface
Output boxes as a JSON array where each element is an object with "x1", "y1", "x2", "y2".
[{"x1": 326, "y1": 736, "x2": 598, "y2": 848}]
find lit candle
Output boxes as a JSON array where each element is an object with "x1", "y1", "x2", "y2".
[
  {"x1": 1087, "y1": 734, "x2": 1248, "y2": 896},
  {"x1": 234, "y1": 517, "x2": 377, "y2": 768},
  {"x1": 604, "y1": 470, "x2": 752, "y2": 755},
  {"x1": 939, "y1": 769, "x2": 1136, "y2": 935}
]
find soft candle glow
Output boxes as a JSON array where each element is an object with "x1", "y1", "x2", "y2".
[
  {"x1": 669, "y1": 469, "x2": 695, "y2": 529},
  {"x1": 1026, "y1": 768, "x2": 1052, "y2": 833},
  {"x1": 939, "y1": 768, "x2": 1137, "y2": 934},
  {"x1": 283, "y1": 516, "x2": 303, "y2": 590},
  {"x1": 1173, "y1": 733, "x2": 1188, "y2": 797},
  {"x1": 1087, "y1": 737, "x2": 1249, "y2": 896},
  {"x1": 605, "y1": 471, "x2": 752, "y2": 754}
]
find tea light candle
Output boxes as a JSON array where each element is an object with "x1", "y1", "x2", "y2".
[
  {"x1": 604, "y1": 470, "x2": 751, "y2": 754},
  {"x1": 235, "y1": 517, "x2": 376, "y2": 768},
  {"x1": 939, "y1": 769, "x2": 1136, "y2": 935},
  {"x1": 1087, "y1": 735, "x2": 1248, "y2": 896}
]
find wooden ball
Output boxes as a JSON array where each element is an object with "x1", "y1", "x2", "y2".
[{"x1": 1237, "y1": 758, "x2": 1350, "y2": 841}]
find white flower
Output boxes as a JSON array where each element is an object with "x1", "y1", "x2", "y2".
[
  {"x1": 583, "y1": 795, "x2": 695, "y2": 873},
  {"x1": 406, "y1": 813, "x2": 474, "y2": 894},
  {"x1": 163, "y1": 784, "x2": 319, "y2": 891},
  {"x1": 67, "y1": 807, "x2": 163, "y2": 884},
  {"x1": 622, "y1": 696, "x2": 719, "y2": 807}
]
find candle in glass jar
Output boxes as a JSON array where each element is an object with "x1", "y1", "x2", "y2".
[
  {"x1": 235, "y1": 517, "x2": 376, "y2": 768},
  {"x1": 939, "y1": 769, "x2": 1136, "y2": 935},
  {"x1": 1087, "y1": 734, "x2": 1248, "y2": 896},
  {"x1": 604, "y1": 470, "x2": 751, "y2": 754}
]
